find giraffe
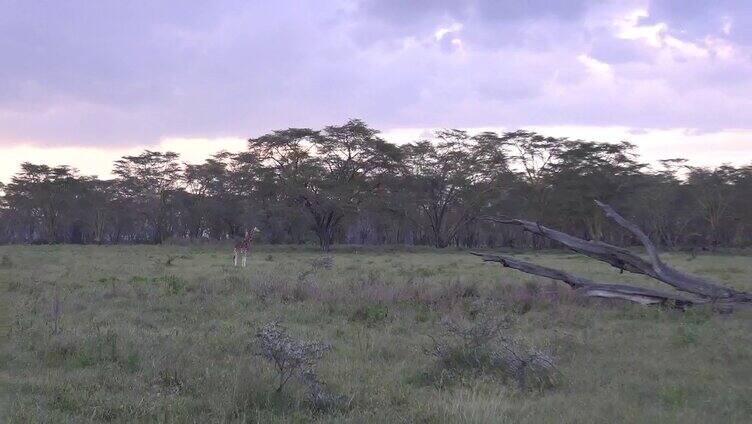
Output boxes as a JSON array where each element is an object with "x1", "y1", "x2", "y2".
[{"x1": 234, "y1": 227, "x2": 260, "y2": 267}]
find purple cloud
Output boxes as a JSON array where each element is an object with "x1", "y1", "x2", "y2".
[{"x1": 1, "y1": 0, "x2": 751, "y2": 148}]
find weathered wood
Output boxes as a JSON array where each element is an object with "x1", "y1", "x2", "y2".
[
  {"x1": 470, "y1": 252, "x2": 697, "y2": 309},
  {"x1": 477, "y1": 201, "x2": 751, "y2": 309},
  {"x1": 594, "y1": 201, "x2": 748, "y2": 301}
]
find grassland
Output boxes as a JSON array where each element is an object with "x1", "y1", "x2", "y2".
[{"x1": 1, "y1": 245, "x2": 751, "y2": 423}]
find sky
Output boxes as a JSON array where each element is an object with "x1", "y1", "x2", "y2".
[{"x1": 1, "y1": 0, "x2": 752, "y2": 182}]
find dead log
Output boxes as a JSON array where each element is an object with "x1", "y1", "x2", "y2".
[
  {"x1": 470, "y1": 252, "x2": 697, "y2": 309},
  {"x1": 475, "y1": 201, "x2": 750, "y2": 309}
]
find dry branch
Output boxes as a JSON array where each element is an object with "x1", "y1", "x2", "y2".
[
  {"x1": 470, "y1": 252, "x2": 696, "y2": 309},
  {"x1": 476, "y1": 201, "x2": 750, "y2": 309}
]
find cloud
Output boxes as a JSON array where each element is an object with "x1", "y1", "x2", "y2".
[{"x1": 0, "y1": 0, "x2": 751, "y2": 153}]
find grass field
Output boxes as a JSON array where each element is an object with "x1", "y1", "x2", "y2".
[{"x1": 1, "y1": 245, "x2": 751, "y2": 423}]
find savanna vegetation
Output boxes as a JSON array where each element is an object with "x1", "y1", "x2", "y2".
[
  {"x1": 1, "y1": 245, "x2": 751, "y2": 423},
  {"x1": 1, "y1": 120, "x2": 750, "y2": 423},
  {"x1": 1, "y1": 120, "x2": 751, "y2": 251}
]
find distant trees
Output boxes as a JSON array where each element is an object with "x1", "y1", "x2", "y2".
[
  {"x1": 112, "y1": 151, "x2": 182, "y2": 243},
  {"x1": 1, "y1": 119, "x2": 751, "y2": 249},
  {"x1": 399, "y1": 130, "x2": 511, "y2": 248},
  {"x1": 248, "y1": 120, "x2": 401, "y2": 250},
  {"x1": 3, "y1": 164, "x2": 83, "y2": 243}
]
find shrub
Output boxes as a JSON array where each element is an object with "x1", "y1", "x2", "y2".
[
  {"x1": 254, "y1": 321, "x2": 331, "y2": 392},
  {"x1": 253, "y1": 321, "x2": 348, "y2": 412},
  {"x1": 423, "y1": 314, "x2": 559, "y2": 391}
]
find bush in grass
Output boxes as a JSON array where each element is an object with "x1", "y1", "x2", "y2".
[
  {"x1": 253, "y1": 321, "x2": 347, "y2": 411},
  {"x1": 423, "y1": 314, "x2": 559, "y2": 391}
]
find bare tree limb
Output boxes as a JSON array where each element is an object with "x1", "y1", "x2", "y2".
[
  {"x1": 593, "y1": 200, "x2": 747, "y2": 301},
  {"x1": 470, "y1": 252, "x2": 698, "y2": 309},
  {"x1": 478, "y1": 201, "x2": 751, "y2": 308}
]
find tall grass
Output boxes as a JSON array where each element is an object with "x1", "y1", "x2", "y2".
[{"x1": 1, "y1": 245, "x2": 751, "y2": 422}]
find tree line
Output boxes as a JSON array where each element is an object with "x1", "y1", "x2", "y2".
[{"x1": 1, "y1": 119, "x2": 750, "y2": 250}]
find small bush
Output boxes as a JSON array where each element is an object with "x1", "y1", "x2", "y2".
[
  {"x1": 254, "y1": 321, "x2": 331, "y2": 392},
  {"x1": 252, "y1": 321, "x2": 347, "y2": 412},
  {"x1": 422, "y1": 314, "x2": 559, "y2": 391}
]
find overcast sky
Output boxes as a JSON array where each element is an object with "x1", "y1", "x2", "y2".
[{"x1": 2, "y1": 0, "x2": 751, "y2": 181}]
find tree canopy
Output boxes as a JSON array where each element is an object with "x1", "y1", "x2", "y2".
[{"x1": 1, "y1": 119, "x2": 750, "y2": 250}]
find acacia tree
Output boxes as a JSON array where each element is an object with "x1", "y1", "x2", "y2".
[
  {"x1": 685, "y1": 165, "x2": 737, "y2": 247},
  {"x1": 248, "y1": 127, "x2": 322, "y2": 245},
  {"x1": 113, "y1": 151, "x2": 182, "y2": 243},
  {"x1": 249, "y1": 120, "x2": 400, "y2": 250},
  {"x1": 503, "y1": 131, "x2": 563, "y2": 223},
  {"x1": 728, "y1": 165, "x2": 752, "y2": 246},
  {"x1": 545, "y1": 140, "x2": 646, "y2": 242},
  {"x1": 182, "y1": 152, "x2": 243, "y2": 239},
  {"x1": 635, "y1": 159, "x2": 695, "y2": 249},
  {"x1": 80, "y1": 178, "x2": 117, "y2": 244},
  {"x1": 2, "y1": 163, "x2": 82, "y2": 242},
  {"x1": 402, "y1": 130, "x2": 511, "y2": 248},
  {"x1": 310, "y1": 119, "x2": 401, "y2": 249}
]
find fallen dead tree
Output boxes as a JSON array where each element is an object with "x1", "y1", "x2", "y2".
[{"x1": 472, "y1": 201, "x2": 751, "y2": 311}]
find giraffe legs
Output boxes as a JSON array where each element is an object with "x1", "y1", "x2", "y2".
[
  {"x1": 234, "y1": 251, "x2": 239, "y2": 267},
  {"x1": 242, "y1": 254, "x2": 247, "y2": 268}
]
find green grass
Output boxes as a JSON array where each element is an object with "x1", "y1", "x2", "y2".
[{"x1": 1, "y1": 245, "x2": 751, "y2": 423}]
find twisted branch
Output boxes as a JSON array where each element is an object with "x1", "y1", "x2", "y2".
[{"x1": 477, "y1": 201, "x2": 750, "y2": 309}]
